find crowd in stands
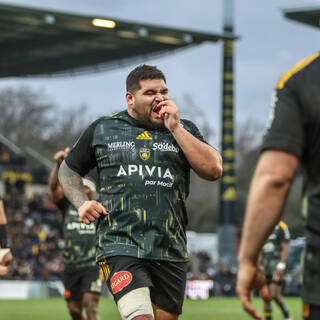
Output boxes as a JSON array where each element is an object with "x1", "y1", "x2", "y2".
[{"x1": 2, "y1": 187, "x2": 64, "y2": 280}]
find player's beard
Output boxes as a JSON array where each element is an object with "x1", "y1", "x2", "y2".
[{"x1": 131, "y1": 104, "x2": 165, "y2": 129}]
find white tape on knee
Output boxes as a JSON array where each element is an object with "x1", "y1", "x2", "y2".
[
  {"x1": 0, "y1": 248, "x2": 10, "y2": 263},
  {"x1": 117, "y1": 287, "x2": 154, "y2": 320}
]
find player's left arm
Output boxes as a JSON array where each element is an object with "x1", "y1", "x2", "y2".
[{"x1": 158, "y1": 100, "x2": 222, "y2": 181}]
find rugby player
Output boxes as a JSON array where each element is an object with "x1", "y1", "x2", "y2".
[
  {"x1": 49, "y1": 149, "x2": 102, "y2": 320},
  {"x1": 0, "y1": 198, "x2": 12, "y2": 276},
  {"x1": 237, "y1": 52, "x2": 320, "y2": 320},
  {"x1": 58, "y1": 64, "x2": 223, "y2": 320},
  {"x1": 261, "y1": 221, "x2": 291, "y2": 320}
]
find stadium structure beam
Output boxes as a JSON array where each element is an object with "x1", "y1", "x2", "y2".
[
  {"x1": 0, "y1": 3, "x2": 237, "y2": 78},
  {"x1": 218, "y1": 0, "x2": 238, "y2": 267},
  {"x1": 280, "y1": 3, "x2": 320, "y2": 29}
]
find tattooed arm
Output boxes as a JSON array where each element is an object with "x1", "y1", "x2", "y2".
[{"x1": 58, "y1": 160, "x2": 107, "y2": 224}]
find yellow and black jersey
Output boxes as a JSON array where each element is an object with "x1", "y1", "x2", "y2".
[{"x1": 262, "y1": 52, "x2": 320, "y2": 236}]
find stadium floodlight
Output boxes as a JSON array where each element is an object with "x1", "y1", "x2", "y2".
[
  {"x1": 92, "y1": 18, "x2": 116, "y2": 29},
  {"x1": 218, "y1": 0, "x2": 237, "y2": 267}
]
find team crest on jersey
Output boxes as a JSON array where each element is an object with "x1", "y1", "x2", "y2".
[
  {"x1": 110, "y1": 271, "x2": 133, "y2": 294},
  {"x1": 136, "y1": 131, "x2": 152, "y2": 140},
  {"x1": 139, "y1": 147, "x2": 150, "y2": 161}
]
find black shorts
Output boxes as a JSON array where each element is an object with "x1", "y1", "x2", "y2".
[
  {"x1": 303, "y1": 302, "x2": 320, "y2": 320},
  {"x1": 99, "y1": 256, "x2": 187, "y2": 315},
  {"x1": 265, "y1": 274, "x2": 284, "y2": 286},
  {"x1": 64, "y1": 266, "x2": 102, "y2": 301}
]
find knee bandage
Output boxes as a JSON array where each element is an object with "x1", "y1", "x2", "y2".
[
  {"x1": 117, "y1": 287, "x2": 154, "y2": 320},
  {"x1": 0, "y1": 248, "x2": 10, "y2": 263}
]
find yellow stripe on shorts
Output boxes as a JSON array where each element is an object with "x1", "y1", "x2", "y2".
[
  {"x1": 303, "y1": 302, "x2": 310, "y2": 318},
  {"x1": 99, "y1": 259, "x2": 111, "y2": 281}
]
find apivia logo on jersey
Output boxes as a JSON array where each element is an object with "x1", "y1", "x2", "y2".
[
  {"x1": 66, "y1": 221, "x2": 96, "y2": 234},
  {"x1": 117, "y1": 164, "x2": 174, "y2": 188}
]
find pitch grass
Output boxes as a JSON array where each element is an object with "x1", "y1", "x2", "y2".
[{"x1": 0, "y1": 297, "x2": 301, "y2": 320}]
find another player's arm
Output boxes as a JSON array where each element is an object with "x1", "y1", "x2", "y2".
[
  {"x1": 274, "y1": 241, "x2": 289, "y2": 281},
  {"x1": 237, "y1": 150, "x2": 299, "y2": 319},
  {"x1": 49, "y1": 149, "x2": 69, "y2": 203},
  {"x1": 158, "y1": 100, "x2": 222, "y2": 181},
  {"x1": 0, "y1": 199, "x2": 12, "y2": 276}
]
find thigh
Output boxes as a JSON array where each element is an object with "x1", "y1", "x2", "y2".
[
  {"x1": 265, "y1": 274, "x2": 273, "y2": 286},
  {"x1": 64, "y1": 269, "x2": 82, "y2": 301},
  {"x1": 66, "y1": 299, "x2": 83, "y2": 314},
  {"x1": 149, "y1": 260, "x2": 187, "y2": 315},
  {"x1": 268, "y1": 282, "x2": 282, "y2": 299},
  {"x1": 303, "y1": 303, "x2": 320, "y2": 320},
  {"x1": 80, "y1": 266, "x2": 103, "y2": 296},
  {"x1": 99, "y1": 256, "x2": 153, "y2": 303}
]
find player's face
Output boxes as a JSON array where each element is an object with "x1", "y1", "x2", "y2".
[{"x1": 126, "y1": 79, "x2": 169, "y2": 129}]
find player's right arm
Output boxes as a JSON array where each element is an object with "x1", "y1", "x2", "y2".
[
  {"x1": 58, "y1": 120, "x2": 107, "y2": 224},
  {"x1": 237, "y1": 59, "x2": 306, "y2": 319},
  {"x1": 59, "y1": 160, "x2": 107, "y2": 225}
]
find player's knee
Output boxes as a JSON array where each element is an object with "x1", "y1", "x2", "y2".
[
  {"x1": 68, "y1": 307, "x2": 82, "y2": 320},
  {"x1": 83, "y1": 296, "x2": 99, "y2": 315},
  {"x1": 84, "y1": 301, "x2": 98, "y2": 315},
  {"x1": 117, "y1": 287, "x2": 154, "y2": 320}
]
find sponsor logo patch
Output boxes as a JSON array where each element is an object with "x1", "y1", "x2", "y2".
[
  {"x1": 110, "y1": 271, "x2": 133, "y2": 294},
  {"x1": 107, "y1": 141, "x2": 135, "y2": 151},
  {"x1": 139, "y1": 147, "x2": 150, "y2": 161},
  {"x1": 136, "y1": 131, "x2": 152, "y2": 140},
  {"x1": 152, "y1": 142, "x2": 179, "y2": 153},
  {"x1": 64, "y1": 289, "x2": 71, "y2": 299}
]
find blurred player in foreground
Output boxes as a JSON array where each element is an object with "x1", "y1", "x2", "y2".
[
  {"x1": 0, "y1": 198, "x2": 12, "y2": 276},
  {"x1": 49, "y1": 148, "x2": 102, "y2": 320},
  {"x1": 237, "y1": 52, "x2": 320, "y2": 320},
  {"x1": 261, "y1": 221, "x2": 291, "y2": 320}
]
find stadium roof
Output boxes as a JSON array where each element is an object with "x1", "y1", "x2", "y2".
[
  {"x1": 0, "y1": 3, "x2": 236, "y2": 78},
  {"x1": 281, "y1": 3, "x2": 320, "y2": 29}
]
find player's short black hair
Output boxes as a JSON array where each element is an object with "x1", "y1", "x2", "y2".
[{"x1": 126, "y1": 64, "x2": 166, "y2": 93}]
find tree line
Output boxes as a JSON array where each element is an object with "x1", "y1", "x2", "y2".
[{"x1": 0, "y1": 87, "x2": 305, "y2": 237}]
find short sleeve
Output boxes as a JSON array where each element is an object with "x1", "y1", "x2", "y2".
[
  {"x1": 181, "y1": 119, "x2": 208, "y2": 144},
  {"x1": 262, "y1": 77, "x2": 304, "y2": 158},
  {"x1": 65, "y1": 119, "x2": 100, "y2": 177}
]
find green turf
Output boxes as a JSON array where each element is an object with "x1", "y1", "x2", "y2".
[{"x1": 0, "y1": 297, "x2": 301, "y2": 320}]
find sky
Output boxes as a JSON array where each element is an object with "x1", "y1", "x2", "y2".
[{"x1": 0, "y1": 0, "x2": 319, "y2": 146}]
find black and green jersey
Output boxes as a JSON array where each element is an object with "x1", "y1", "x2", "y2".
[
  {"x1": 66, "y1": 110, "x2": 209, "y2": 262},
  {"x1": 262, "y1": 221, "x2": 290, "y2": 275},
  {"x1": 57, "y1": 198, "x2": 97, "y2": 269}
]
